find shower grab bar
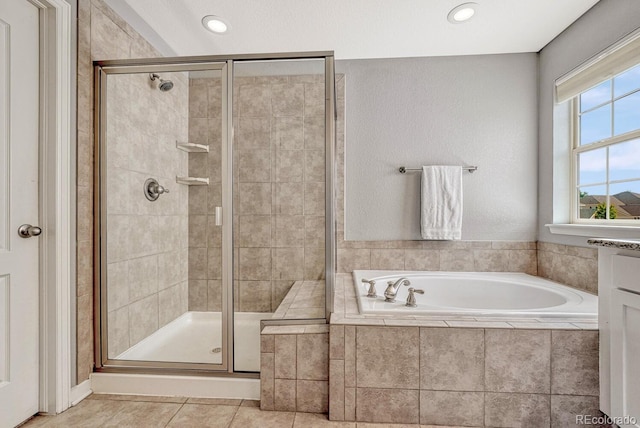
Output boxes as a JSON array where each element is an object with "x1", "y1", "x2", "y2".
[{"x1": 398, "y1": 165, "x2": 478, "y2": 174}]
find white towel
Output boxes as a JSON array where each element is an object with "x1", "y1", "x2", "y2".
[{"x1": 421, "y1": 166, "x2": 463, "y2": 240}]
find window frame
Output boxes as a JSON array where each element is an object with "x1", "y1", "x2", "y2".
[{"x1": 570, "y1": 82, "x2": 640, "y2": 224}]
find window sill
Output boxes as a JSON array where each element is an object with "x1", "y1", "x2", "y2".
[{"x1": 546, "y1": 223, "x2": 640, "y2": 239}]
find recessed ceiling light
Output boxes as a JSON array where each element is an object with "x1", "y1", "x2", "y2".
[
  {"x1": 447, "y1": 3, "x2": 477, "y2": 24},
  {"x1": 202, "y1": 15, "x2": 230, "y2": 34}
]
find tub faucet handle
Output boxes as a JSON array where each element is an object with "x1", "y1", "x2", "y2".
[
  {"x1": 405, "y1": 287, "x2": 424, "y2": 307},
  {"x1": 361, "y1": 279, "x2": 377, "y2": 298}
]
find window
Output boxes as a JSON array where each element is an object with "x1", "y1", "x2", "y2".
[{"x1": 573, "y1": 64, "x2": 640, "y2": 222}]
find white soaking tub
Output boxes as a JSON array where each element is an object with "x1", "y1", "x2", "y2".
[{"x1": 353, "y1": 270, "x2": 598, "y2": 319}]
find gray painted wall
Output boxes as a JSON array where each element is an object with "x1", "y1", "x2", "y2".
[
  {"x1": 336, "y1": 54, "x2": 538, "y2": 241},
  {"x1": 537, "y1": 0, "x2": 640, "y2": 246}
]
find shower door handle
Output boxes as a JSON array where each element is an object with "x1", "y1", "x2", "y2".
[{"x1": 215, "y1": 206, "x2": 223, "y2": 226}]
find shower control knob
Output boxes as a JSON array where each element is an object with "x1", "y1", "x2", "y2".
[
  {"x1": 144, "y1": 178, "x2": 169, "y2": 201},
  {"x1": 18, "y1": 224, "x2": 42, "y2": 238}
]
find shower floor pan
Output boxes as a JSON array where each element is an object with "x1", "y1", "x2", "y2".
[{"x1": 116, "y1": 311, "x2": 270, "y2": 371}]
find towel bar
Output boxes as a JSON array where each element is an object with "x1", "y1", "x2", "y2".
[{"x1": 399, "y1": 166, "x2": 478, "y2": 174}]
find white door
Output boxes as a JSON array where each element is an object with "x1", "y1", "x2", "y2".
[{"x1": 0, "y1": 0, "x2": 41, "y2": 427}]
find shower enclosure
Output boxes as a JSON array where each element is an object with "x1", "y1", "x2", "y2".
[{"x1": 94, "y1": 53, "x2": 335, "y2": 375}]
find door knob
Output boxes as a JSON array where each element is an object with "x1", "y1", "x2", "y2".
[{"x1": 18, "y1": 224, "x2": 42, "y2": 238}]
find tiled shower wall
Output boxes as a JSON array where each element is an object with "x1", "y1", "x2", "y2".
[
  {"x1": 186, "y1": 77, "x2": 224, "y2": 312},
  {"x1": 105, "y1": 70, "x2": 189, "y2": 358},
  {"x1": 76, "y1": 0, "x2": 183, "y2": 381},
  {"x1": 234, "y1": 74, "x2": 326, "y2": 312}
]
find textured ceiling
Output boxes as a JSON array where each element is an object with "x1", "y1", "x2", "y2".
[{"x1": 104, "y1": 0, "x2": 600, "y2": 59}]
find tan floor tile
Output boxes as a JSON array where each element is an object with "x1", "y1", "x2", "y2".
[
  {"x1": 167, "y1": 404, "x2": 237, "y2": 427},
  {"x1": 186, "y1": 397, "x2": 243, "y2": 406},
  {"x1": 22, "y1": 399, "x2": 129, "y2": 427},
  {"x1": 88, "y1": 393, "x2": 188, "y2": 404},
  {"x1": 100, "y1": 401, "x2": 182, "y2": 427},
  {"x1": 294, "y1": 412, "x2": 355, "y2": 427},
  {"x1": 230, "y1": 406, "x2": 294, "y2": 428}
]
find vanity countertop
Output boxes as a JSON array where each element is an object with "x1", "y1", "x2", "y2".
[{"x1": 588, "y1": 238, "x2": 640, "y2": 251}]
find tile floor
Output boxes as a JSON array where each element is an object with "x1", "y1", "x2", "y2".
[{"x1": 20, "y1": 394, "x2": 462, "y2": 427}]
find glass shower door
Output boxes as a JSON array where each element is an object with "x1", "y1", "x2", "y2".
[{"x1": 98, "y1": 62, "x2": 232, "y2": 371}]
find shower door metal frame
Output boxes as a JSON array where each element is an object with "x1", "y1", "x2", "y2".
[
  {"x1": 94, "y1": 61, "x2": 233, "y2": 373},
  {"x1": 93, "y1": 52, "x2": 336, "y2": 376}
]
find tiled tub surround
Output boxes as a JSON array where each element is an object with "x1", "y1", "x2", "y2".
[
  {"x1": 537, "y1": 242, "x2": 598, "y2": 295},
  {"x1": 260, "y1": 324, "x2": 330, "y2": 413},
  {"x1": 328, "y1": 275, "x2": 600, "y2": 426},
  {"x1": 271, "y1": 280, "x2": 325, "y2": 319}
]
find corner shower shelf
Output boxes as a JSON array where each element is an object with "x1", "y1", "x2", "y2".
[
  {"x1": 176, "y1": 176, "x2": 210, "y2": 186},
  {"x1": 176, "y1": 142, "x2": 209, "y2": 153}
]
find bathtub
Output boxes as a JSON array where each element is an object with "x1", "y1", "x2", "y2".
[{"x1": 352, "y1": 270, "x2": 598, "y2": 319}]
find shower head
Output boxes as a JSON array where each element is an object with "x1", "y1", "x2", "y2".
[{"x1": 149, "y1": 73, "x2": 174, "y2": 92}]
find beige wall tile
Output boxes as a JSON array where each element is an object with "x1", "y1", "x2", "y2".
[
  {"x1": 273, "y1": 117, "x2": 304, "y2": 150},
  {"x1": 551, "y1": 331, "x2": 599, "y2": 396},
  {"x1": 344, "y1": 326, "x2": 356, "y2": 388},
  {"x1": 509, "y1": 249, "x2": 538, "y2": 275},
  {"x1": 356, "y1": 326, "x2": 419, "y2": 389},
  {"x1": 404, "y1": 249, "x2": 440, "y2": 271},
  {"x1": 275, "y1": 182, "x2": 304, "y2": 215},
  {"x1": 239, "y1": 281, "x2": 272, "y2": 312},
  {"x1": 485, "y1": 392, "x2": 551, "y2": 428},
  {"x1": 304, "y1": 115, "x2": 325, "y2": 150},
  {"x1": 239, "y1": 183, "x2": 272, "y2": 215},
  {"x1": 207, "y1": 280, "x2": 222, "y2": 311},
  {"x1": 473, "y1": 249, "x2": 510, "y2": 271},
  {"x1": 439, "y1": 249, "x2": 474, "y2": 271},
  {"x1": 337, "y1": 249, "x2": 371, "y2": 273},
  {"x1": 274, "y1": 216, "x2": 305, "y2": 248},
  {"x1": 238, "y1": 248, "x2": 271, "y2": 280},
  {"x1": 355, "y1": 388, "x2": 419, "y2": 424},
  {"x1": 344, "y1": 387, "x2": 356, "y2": 421},
  {"x1": 128, "y1": 294, "x2": 159, "y2": 346},
  {"x1": 238, "y1": 150, "x2": 271, "y2": 183},
  {"x1": 419, "y1": 390, "x2": 484, "y2": 427},
  {"x1": 330, "y1": 325, "x2": 345, "y2": 359},
  {"x1": 188, "y1": 280, "x2": 207, "y2": 311},
  {"x1": 297, "y1": 334, "x2": 329, "y2": 381},
  {"x1": 261, "y1": 335, "x2": 275, "y2": 353},
  {"x1": 304, "y1": 182, "x2": 325, "y2": 215},
  {"x1": 296, "y1": 380, "x2": 328, "y2": 413},
  {"x1": 272, "y1": 248, "x2": 305, "y2": 280},
  {"x1": 272, "y1": 83, "x2": 304, "y2": 117},
  {"x1": 275, "y1": 335, "x2": 297, "y2": 379},
  {"x1": 420, "y1": 327, "x2": 484, "y2": 391},
  {"x1": 239, "y1": 215, "x2": 271, "y2": 248},
  {"x1": 107, "y1": 306, "x2": 129, "y2": 358},
  {"x1": 238, "y1": 84, "x2": 271, "y2": 117},
  {"x1": 237, "y1": 117, "x2": 270, "y2": 151},
  {"x1": 305, "y1": 247, "x2": 326, "y2": 280},
  {"x1": 275, "y1": 150, "x2": 304, "y2": 182},
  {"x1": 305, "y1": 150, "x2": 325, "y2": 183},
  {"x1": 329, "y1": 359, "x2": 345, "y2": 421},
  {"x1": 370, "y1": 249, "x2": 405, "y2": 270},
  {"x1": 304, "y1": 83, "x2": 325, "y2": 117},
  {"x1": 158, "y1": 284, "x2": 184, "y2": 327},
  {"x1": 485, "y1": 329, "x2": 551, "y2": 394},
  {"x1": 550, "y1": 394, "x2": 601, "y2": 428},
  {"x1": 260, "y1": 352, "x2": 275, "y2": 411},
  {"x1": 274, "y1": 379, "x2": 296, "y2": 412}
]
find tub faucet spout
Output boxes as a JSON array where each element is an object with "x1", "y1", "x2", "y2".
[{"x1": 384, "y1": 277, "x2": 410, "y2": 302}]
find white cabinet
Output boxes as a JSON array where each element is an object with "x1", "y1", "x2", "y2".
[
  {"x1": 599, "y1": 250, "x2": 640, "y2": 428},
  {"x1": 610, "y1": 288, "x2": 640, "y2": 428}
]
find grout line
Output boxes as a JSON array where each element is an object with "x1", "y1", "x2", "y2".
[{"x1": 163, "y1": 402, "x2": 186, "y2": 427}]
